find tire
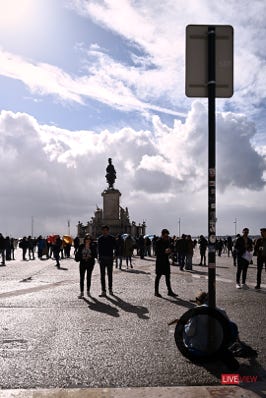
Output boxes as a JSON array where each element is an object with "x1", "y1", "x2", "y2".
[{"x1": 174, "y1": 306, "x2": 232, "y2": 361}]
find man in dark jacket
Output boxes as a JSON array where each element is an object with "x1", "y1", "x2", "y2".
[
  {"x1": 198, "y1": 235, "x2": 208, "y2": 266},
  {"x1": 235, "y1": 227, "x2": 253, "y2": 289},
  {"x1": 254, "y1": 228, "x2": 266, "y2": 290},
  {"x1": 98, "y1": 225, "x2": 116, "y2": 296},
  {"x1": 154, "y1": 229, "x2": 178, "y2": 298},
  {"x1": 53, "y1": 236, "x2": 62, "y2": 268},
  {"x1": 176, "y1": 234, "x2": 187, "y2": 271}
]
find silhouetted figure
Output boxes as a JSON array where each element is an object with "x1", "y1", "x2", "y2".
[
  {"x1": 0, "y1": 233, "x2": 6, "y2": 265},
  {"x1": 254, "y1": 228, "x2": 266, "y2": 290},
  {"x1": 19, "y1": 237, "x2": 29, "y2": 261},
  {"x1": 105, "y1": 158, "x2": 116, "y2": 189},
  {"x1": 98, "y1": 225, "x2": 116, "y2": 296},
  {"x1": 198, "y1": 235, "x2": 208, "y2": 266},
  {"x1": 155, "y1": 229, "x2": 178, "y2": 298}
]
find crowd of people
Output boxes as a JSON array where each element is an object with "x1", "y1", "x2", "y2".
[
  {"x1": 0, "y1": 234, "x2": 73, "y2": 267},
  {"x1": 0, "y1": 227, "x2": 265, "y2": 296}
]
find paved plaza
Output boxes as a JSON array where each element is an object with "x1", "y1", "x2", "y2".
[{"x1": 0, "y1": 248, "x2": 265, "y2": 396}]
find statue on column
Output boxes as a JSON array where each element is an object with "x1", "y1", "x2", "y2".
[{"x1": 105, "y1": 158, "x2": 116, "y2": 189}]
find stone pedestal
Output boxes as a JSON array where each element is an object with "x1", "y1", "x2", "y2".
[
  {"x1": 77, "y1": 187, "x2": 146, "y2": 238},
  {"x1": 102, "y1": 189, "x2": 121, "y2": 221}
]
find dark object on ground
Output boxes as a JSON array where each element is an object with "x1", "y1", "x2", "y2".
[{"x1": 174, "y1": 306, "x2": 239, "y2": 370}]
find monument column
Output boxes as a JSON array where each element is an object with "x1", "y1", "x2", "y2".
[{"x1": 102, "y1": 189, "x2": 121, "y2": 221}]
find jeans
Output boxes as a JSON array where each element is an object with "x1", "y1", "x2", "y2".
[
  {"x1": 256, "y1": 257, "x2": 266, "y2": 287},
  {"x1": 155, "y1": 272, "x2": 172, "y2": 294},
  {"x1": 236, "y1": 257, "x2": 249, "y2": 284},
  {"x1": 99, "y1": 256, "x2": 113, "y2": 292},
  {"x1": 80, "y1": 261, "x2": 94, "y2": 292}
]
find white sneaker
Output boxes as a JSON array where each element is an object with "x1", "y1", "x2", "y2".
[
  {"x1": 242, "y1": 283, "x2": 249, "y2": 289},
  {"x1": 236, "y1": 284, "x2": 242, "y2": 289}
]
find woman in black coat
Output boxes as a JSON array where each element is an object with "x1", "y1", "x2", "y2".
[
  {"x1": 75, "y1": 234, "x2": 97, "y2": 298},
  {"x1": 155, "y1": 229, "x2": 178, "y2": 298}
]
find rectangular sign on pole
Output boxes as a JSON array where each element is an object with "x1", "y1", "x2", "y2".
[{"x1": 186, "y1": 25, "x2": 233, "y2": 98}]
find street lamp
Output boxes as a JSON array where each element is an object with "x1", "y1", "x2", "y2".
[
  {"x1": 233, "y1": 218, "x2": 237, "y2": 236},
  {"x1": 31, "y1": 216, "x2": 34, "y2": 237},
  {"x1": 178, "y1": 218, "x2": 181, "y2": 237}
]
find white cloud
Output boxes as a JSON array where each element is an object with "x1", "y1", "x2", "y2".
[
  {"x1": 0, "y1": 48, "x2": 184, "y2": 118},
  {"x1": 0, "y1": 0, "x2": 265, "y2": 132},
  {"x1": 69, "y1": 0, "x2": 266, "y2": 115},
  {"x1": 0, "y1": 104, "x2": 264, "y2": 237}
]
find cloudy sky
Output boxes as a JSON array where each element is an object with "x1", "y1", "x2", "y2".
[{"x1": 0, "y1": 0, "x2": 265, "y2": 238}]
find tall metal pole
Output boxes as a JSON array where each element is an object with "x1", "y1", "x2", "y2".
[
  {"x1": 178, "y1": 218, "x2": 181, "y2": 237},
  {"x1": 31, "y1": 216, "x2": 34, "y2": 237},
  {"x1": 208, "y1": 26, "x2": 216, "y2": 309},
  {"x1": 234, "y1": 218, "x2": 237, "y2": 236}
]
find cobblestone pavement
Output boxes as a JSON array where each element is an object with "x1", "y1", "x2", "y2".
[{"x1": 0, "y1": 248, "x2": 265, "y2": 396}]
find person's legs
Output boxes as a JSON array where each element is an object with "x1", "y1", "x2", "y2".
[
  {"x1": 203, "y1": 251, "x2": 206, "y2": 266},
  {"x1": 185, "y1": 255, "x2": 192, "y2": 270},
  {"x1": 199, "y1": 251, "x2": 203, "y2": 265},
  {"x1": 155, "y1": 274, "x2": 162, "y2": 296},
  {"x1": 54, "y1": 250, "x2": 60, "y2": 267},
  {"x1": 86, "y1": 265, "x2": 94, "y2": 293},
  {"x1": 106, "y1": 259, "x2": 113, "y2": 292},
  {"x1": 256, "y1": 259, "x2": 263, "y2": 288},
  {"x1": 99, "y1": 260, "x2": 106, "y2": 293},
  {"x1": 241, "y1": 260, "x2": 249, "y2": 285},
  {"x1": 180, "y1": 253, "x2": 185, "y2": 270},
  {"x1": 165, "y1": 273, "x2": 172, "y2": 293},
  {"x1": 236, "y1": 258, "x2": 243, "y2": 285},
  {"x1": 79, "y1": 263, "x2": 86, "y2": 295}
]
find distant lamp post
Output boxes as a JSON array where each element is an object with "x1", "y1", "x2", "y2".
[
  {"x1": 178, "y1": 218, "x2": 181, "y2": 237},
  {"x1": 31, "y1": 216, "x2": 34, "y2": 237},
  {"x1": 233, "y1": 218, "x2": 237, "y2": 236},
  {"x1": 67, "y1": 220, "x2": 70, "y2": 236}
]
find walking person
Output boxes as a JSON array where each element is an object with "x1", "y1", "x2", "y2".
[
  {"x1": 5, "y1": 237, "x2": 11, "y2": 261},
  {"x1": 75, "y1": 234, "x2": 97, "y2": 298},
  {"x1": 138, "y1": 235, "x2": 145, "y2": 259},
  {"x1": 185, "y1": 235, "x2": 194, "y2": 270},
  {"x1": 74, "y1": 236, "x2": 80, "y2": 255},
  {"x1": 19, "y1": 237, "x2": 28, "y2": 261},
  {"x1": 227, "y1": 236, "x2": 233, "y2": 257},
  {"x1": 154, "y1": 229, "x2": 178, "y2": 298},
  {"x1": 124, "y1": 234, "x2": 134, "y2": 268},
  {"x1": 115, "y1": 234, "x2": 124, "y2": 269},
  {"x1": 254, "y1": 228, "x2": 266, "y2": 290},
  {"x1": 0, "y1": 233, "x2": 6, "y2": 265},
  {"x1": 177, "y1": 234, "x2": 187, "y2": 271},
  {"x1": 235, "y1": 228, "x2": 253, "y2": 289},
  {"x1": 10, "y1": 238, "x2": 16, "y2": 260},
  {"x1": 198, "y1": 235, "x2": 208, "y2": 266},
  {"x1": 53, "y1": 235, "x2": 62, "y2": 268},
  {"x1": 28, "y1": 236, "x2": 35, "y2": 260},
  {"x1": 98, "y1": 225, "x2": 116, "y2": 297}
]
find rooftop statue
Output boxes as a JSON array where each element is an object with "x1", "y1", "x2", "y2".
[{"x1": 105, "y1": 158, "x2": 116, "y2": 189}]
